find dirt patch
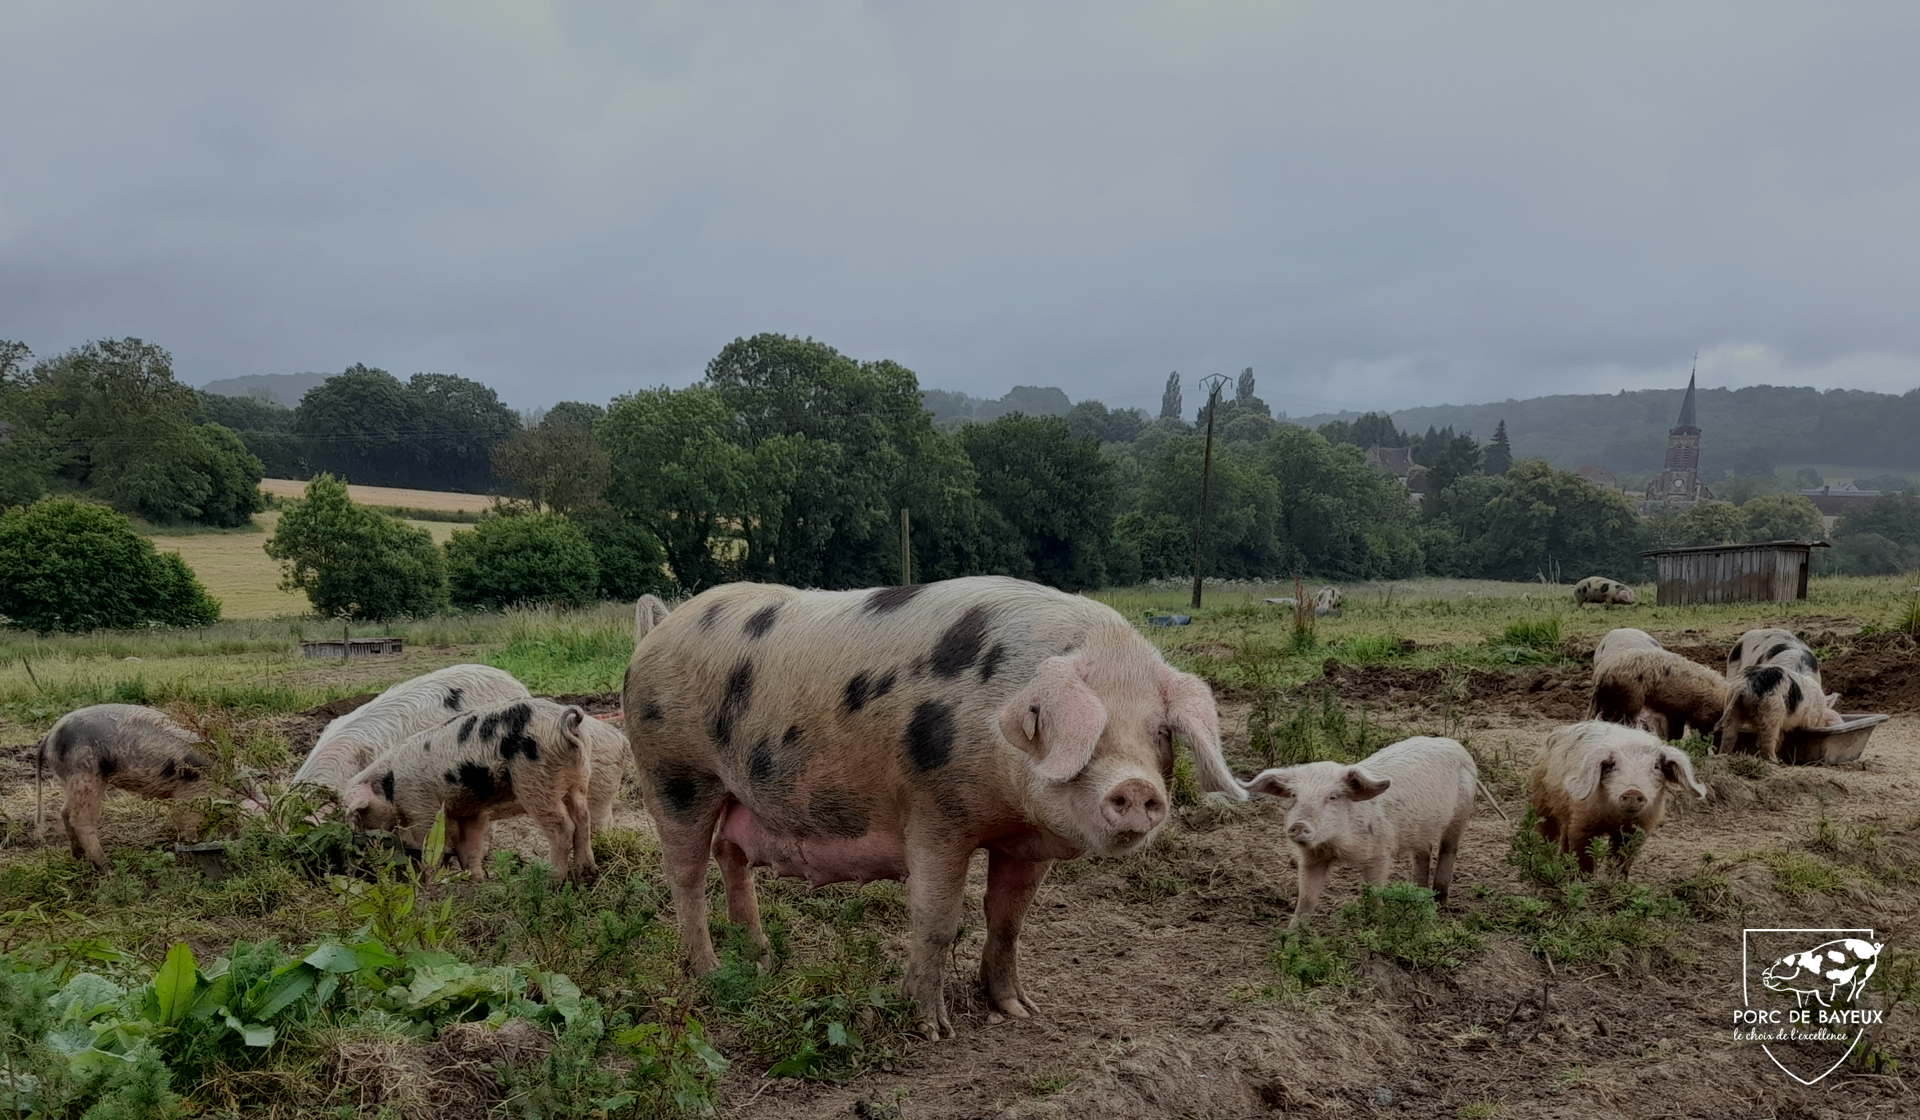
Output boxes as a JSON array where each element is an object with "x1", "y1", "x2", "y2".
[
  {"x1": 1317, "y1": 660, "x2": 1592, "y2": 721},
  {"x1": 546, "y1": 691, "x2": 622, "y2": 717},
  {"x1": 325, "y1": 1017, "x2": 551, "y2": 1119},
  {"x1": 1822, "y1": 632, "x2": 1920, "y2": 714}
]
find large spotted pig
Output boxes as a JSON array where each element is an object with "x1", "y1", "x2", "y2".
[
  {"x1": 1573, "y1": 576, "x2": 1637, "y2": 606},
  {"x1": 623, "y1": 576, "x2": 1244, "y2": 1039},
  {"x1": 1713, "y1": 664, "x2": 1843, "y2": 761},
  {"x1": 1763, "y1": 939, "x2": 1884, "y2": 1008},
  {"x1": 35, "y1": 705, "x2": 244, "y2": 869},
  {"x1": 1726, "y1": 628, "x2": 1821, "y2": 684},
  {"x1": 293, "y1": 664, "x2": 531, "y2": 796},
  {"x1": 342, "y1": 698, "x2": 596, "y2": 882}
]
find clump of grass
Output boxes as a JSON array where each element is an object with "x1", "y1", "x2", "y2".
[
  {"x1": 1248, "y1": 687, "x2": 1390, "y2": 767},
  {"x1": 1762, "y1": 852, "x2": 1853, "y2": 899},
  {"x1": 1341, "y1": 884, "x2": 1481, "y2": 971},
  {"x1": 1500, "y1": 616, "x2": 1562, "y2": 650},
  {"x1": 1899, "y1": 589, "x2": 1920, "y2": 638}
]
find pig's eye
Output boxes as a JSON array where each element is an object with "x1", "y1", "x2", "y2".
[{"x1": 1600, "y1": 760, "x2": 1615, "y2": 775}]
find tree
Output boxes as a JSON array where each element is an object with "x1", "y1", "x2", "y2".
[
  {"x1": 1793, "y1": 466, "x2": 1825, "y2": 489},
  {"x1": 1834, "y1": 492, "x2": 1920, "y2": 548},
  {"x1": 293, "y1": 366, "x2": 518, "y2": 491},
  {"x1": 1139, "y1": 438, "x2": 1283, "y2": 579},
  {"x1": 1484, "y1": 420, "x2": 1513, "y2": 475},
  {"x1": 1159, "y1": 372, "x2": 1183, "y2": 421},
  {"x1": 1236, "y1": 367, "x2": 1256, "y2": 405},
  {"x1": 0, "y1": 499, "x2": 219, "y2": 630},
  {"x1": 1064, "y1": 400, "x2": 1146, "y2": 443},
  {"x1": 264, "y1": 475, "x2": 448, "y2": 620},
  {"x1": 446, "y1": 514, "x2": 600, "y2": 610},
  {"x1": 1261, "y1": 426, "x2": 1424, "y2": 579},
  {"x1": 408, "y1": 372, "x2": 521, "y2": 491},
  {"x1": 0, "y1": 340, "x2": 53, "y2": 507},
  {"x1": 1425, "y1": 431, "x2": 1485, "y2": 494},
  {"x1": 959, "y1": 414, "x2": 1117, "y2": 590},
  {"x1": 1740, "y1": 493, "x2": 1824, "y2": 543},
  {"x1": 1426, "y1": 459, "x2": 1645, "y2": 581},
  {"x1": 491, "y1": 417, "x2": 612, "y2": 515},
  {"x1": 1317, "y1": 412, "x2": 1406, "y2": 450},
  {"x1": 576, "y1": 514, "x2": 675, "y2": 601}
]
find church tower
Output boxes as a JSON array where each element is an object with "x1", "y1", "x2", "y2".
[{"x1": 1642, "y1": 370, "x2": 1713, "y2": 510}]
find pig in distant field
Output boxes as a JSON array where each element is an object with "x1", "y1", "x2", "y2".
[
  {"x1": 1763, "y1": 939, "x2": 1884, "y2": 1008},
  {"x1": 1726, "y1": 628, "x2": 1821, "y2": 683},
  {"x1": 1528, "y1": 721, "x2": 1706, "y2": 874},
  {"x1": 1313, "y1": 587, "x2": 1343, "y2": 616},
  {"x1": 1588, "y1": 648, "x2": 1729, "y2": 742},
  {"x1": 35, "y1": 704, "x2": 241, "y2": 869},
  {"x1": 1592, "y1": 627, "x2": 1662, "y2": 669},
  {"x1": 1573, "y1": 576, "x2": 1638, "y2": 606},
  {"x1": 623, "y1": 576, "x2": 1245, "y2": 1038},
  {"x1": 1714, "y1": 664, "x2": 1843, "y2": 761},
  {"x1": 342, "y1": 698, "x2": 596, "y2": 881},
  {"x1": 294, "y1": 664, "x2": 531, "y2": 796},
  {"x1": 1245, "y1": 736, "x2": 1481, "y2": 922}
]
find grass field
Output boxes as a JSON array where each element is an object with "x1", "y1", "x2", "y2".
[
  {"x1": 259, "y1": 478, "x2": 497, "y2": 512},
  {"x1": 146, "y1": 511, "x2": 463, "y2": 620},
  {"x1": 2, "y1": 577, "x2": 1916, "y2": 1118}
]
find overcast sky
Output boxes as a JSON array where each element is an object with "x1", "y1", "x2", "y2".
[{"x1": 3, "y1": 2, "x2": 1918, "y2": 415}]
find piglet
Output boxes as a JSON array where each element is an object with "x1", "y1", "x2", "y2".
[
  {"x1": 1246, "y1": 736, "x2": 1481, "y2": 923},
  {"x1": 1528, "y1": 720, "x2": 1706, "y2": 874},
  {"x1": 342, "y1": 698, "x2": 596, "y2": 882},
  {"x1": 1714, "y1": 665, "x2": 1842, "y2": 761}
]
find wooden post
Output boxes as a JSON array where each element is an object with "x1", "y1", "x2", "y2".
[
  {"x1": 1191, "y1": 376, "x2": 1229, "y2": 611},
  {"x1": 901, "y1": 508, "x2": 912, "y2": 586}
]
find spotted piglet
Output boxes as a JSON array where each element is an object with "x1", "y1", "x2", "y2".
[
  {"x1": 35, "y1": 704, "x2": 249, "y2": 869},
  {"x1": 342, "y1": 698, "x2": 595, "y2": 882}
]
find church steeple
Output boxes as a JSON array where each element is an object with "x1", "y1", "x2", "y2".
[{"x1": 1675, "y1": 371, "x2": 1698, "y2": 430}]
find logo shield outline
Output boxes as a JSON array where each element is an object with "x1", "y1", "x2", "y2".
[{"x1": 1743, "y1": 927, "x2": 1878, "y2": 1085}]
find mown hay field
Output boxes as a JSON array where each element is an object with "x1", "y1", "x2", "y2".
[
  {"x1": 1, "y1": 578, "x2": 1917, "y2": 1118},
  {"x1": 258, "y1": 478, "x2": 496, "y2": 512}
]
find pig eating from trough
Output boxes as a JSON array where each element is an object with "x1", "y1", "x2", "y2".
[
  {"x1": 622, "y1": 576, "x2": 1245, "y2": 1038},
  {"x1": 293, "y1": 664, "x2": 531, "y2": 798},
  {"x1": 1726, "y1": 628, "x2": 1821, "y2": 684},
  {"x1": 35, "y1": 704, "x2": 248, "y2": 869},
  {"x1": 1713, "y1": 664, "x2": 1843, "y2": 761},
  {"x1": 342, "y1": 698, "x2": 596, "y2": 882},
  {"x1": 1245, "y1": 736, "x2": 1481, "y2": 922}
]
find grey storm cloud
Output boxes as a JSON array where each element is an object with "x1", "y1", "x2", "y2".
[{"x1": 2, "y1": 1, "x2": 1918, "y2": 414}]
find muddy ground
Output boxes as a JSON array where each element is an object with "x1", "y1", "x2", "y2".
[{"x1": 3, "y1": 630, "x2": 1917, "y2": 1119}]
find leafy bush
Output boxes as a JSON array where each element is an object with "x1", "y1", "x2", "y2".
[
  {"x1": 575, "y1": 515, "x2": 674, "y2": 601},
  {"x1": 264, "y1": 474, "x2": 448, "y2": 620},
  {"x1": 447, "y1": 514, "x2": 601, "y2": 611},
  {"x1": 0, "y1": 499, "x2": 220, "y2": 630}
]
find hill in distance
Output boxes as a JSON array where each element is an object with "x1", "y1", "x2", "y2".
[{"x1": 199, "y1": 371, "x2": 335, "y2": 408}]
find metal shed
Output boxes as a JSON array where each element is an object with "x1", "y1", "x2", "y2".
[{"x1": 1637, "y1": 540, "x2": 1828, "y2": 606}]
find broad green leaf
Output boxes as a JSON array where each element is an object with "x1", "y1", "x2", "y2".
[
  {"x1": 247, "y1": 963, "x2": 317, "y2": 1021},
  {"x1": 191, "y1": 973, "x2": 232, "y2": 1021},
  {"x1": 532, "y1": 970, "x2": 584, "y2": 1026},
  {"x1": 63, "y1": 938, "x2": 129, "y2": 964},
  {"x1": 50, "y1": 973, "x2": 124, "y2": 1024},
  {"x1": 152, "y1": 942, "x2": 199, "y2": 1028},
  {"x1": 304, "y1": 941, "x2": 362, "y2": 974},
  {"x1": 350, "y1": 938, "x2": 401, "y2": 974},
  {"x1": 826, "y1": 1021, "x2": 848, "y2": 1047},
  {"x1": 314, "y1": 972, "x2": 341, "y2": 1008}
]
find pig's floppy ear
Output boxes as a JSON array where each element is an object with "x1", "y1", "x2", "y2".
[
  {"x1": 1564, "y1": 749, "x2": 1610, "y2": 802},
  {"x1": 1657, "y1": 746, "x2": 1709, "y2": 799},
  {"x1": 342, "y1": 781, "x2": 375, "y2": 815},
  {"x1": 1244, "y1": 767, "x2": 1299, "y2": 799},
  {"x1": 1343, "y1": 768, "x2": 1390, "y2": 801},
  {"x1": 999, "y1": 654, "x2": 1108, "y2": 782},
  {"x1": 1156, "y1": 662, "x2": 1249, "y2": 801}
]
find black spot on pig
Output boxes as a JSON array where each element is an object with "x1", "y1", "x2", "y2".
[
  {"x1": 864, "y1": 584, "x2": 926, "y2": 614},
  {"x1": 380, "y1": 770, "x2": 396, "y2": 803},
  {"x1": 929, "y1": 606, "x2": 993, "y2": 679},
  {"x1": 1729, "y1": 645, "x2": 1744, "y2": 667},
  {"x1": 458, "y1": 715, "x2": 479, "y2": 744},
  {"x1": 497, "y1": 702, "x2": 539, "y2": 761},
  {"x1": 1747, "y1": 666, "x2": 1785, "y2": 696},
  {"x1": 479, "y1": 712, "x2": 501, "y2": 741},
  {"x1": 743, "y1": 602, "x2": 782, "y2": 640},
  {"x1": 160, "y1": 759, "x2": 177, "y2": 780},
  {"x1": 782, "y1": 724, "x2": 805, "y2": 748},
  {"x1": 712, "y1": 660, "x2": 755, "y2": 746},
  {"x1": 445, "y1": 688, "x2": 464, "y2": 711},
  {"x1": 452, "y1": 761, "x2": 499, "y2": 800},
  {"x1": 843, "y1": 672, "x2": 873, "y2": 714},
  {"x1": 1799, "y1": 651, "x2": 1820, "y2": 675},
  {"x1": 94, "y1": 747, "x2": 118, "y2": 779},
  {"x1": 979, "y1": 643, "x2": 1006, "y2": 683},
  {"x1": 640, "y1": 700, "x2": 664, "y2": 722},
  {"x1": 1764, "y1": 642, "x2": 1794, "y2": 665},
  {"x1": 699, "y1": 601, "x2": 727, "y2": 631},
  {"x1": 654, "y1": 761, "x2": 723, "y2": 823},
  {"x1": 903, "y1": 700, "x2": 956, "y2": 773},
  {"x1": 809, "y1": 789, "x2": 870, "y2": 838},
  {"x1": 1786, "y1": 677, "x2": 1805, "y2": 714}
]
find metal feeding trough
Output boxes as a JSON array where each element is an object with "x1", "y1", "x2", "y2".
[
  {"x1": 300, "y1": 637, "x2": 404, "y2": 659},
  {"x1": 1728, "y1": 713, "x2": 1889, "y2": 766},
  {"x1": 174, "y1": 842, "x2": 234, "y2": 880},
  {"x1": 1148, "y1": 614, "x2": 1193, "y2": 627}
]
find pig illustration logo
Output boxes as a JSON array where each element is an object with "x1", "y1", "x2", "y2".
[
  {"x1": 1742, "y1": 927, "x2": 1886, "y2": 1085},
  {"x1": 1763, "y1": 939, "x2": 1883, "y2": 1008}
]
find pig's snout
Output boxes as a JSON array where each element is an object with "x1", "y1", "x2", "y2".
[
  {"x1": 1101, "y1": 779, "x2": 1167, "y2": 839},
  {"x1": 1617, "y1": 788, "x2": 1648, "y2": 815},
  {"x1": 1286, "y1": 820, "x2": 1314, "y2": 844}
]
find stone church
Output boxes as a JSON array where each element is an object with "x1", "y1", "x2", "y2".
[{"x1": 1641, "y1": 373, "x2": 1714, "y2": 512}]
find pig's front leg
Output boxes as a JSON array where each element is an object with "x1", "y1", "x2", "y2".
[
  {"x1": 1291, "y1": 854, "x2": 1331, "y2": 925},
  {"x1": 981, "y1": 849, "x2": 1048, "y2": 1023},
  {"x1": 902, "y1": 840, "x2": 973, "y2": 1041}
]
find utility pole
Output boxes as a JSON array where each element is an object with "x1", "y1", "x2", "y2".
[
  {"x1": 900, "y1": 508, "x2": 912, "y2": 585},
  {"x1": 1190, "y1": 374, "x2": 1232, "y2": 611}
]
